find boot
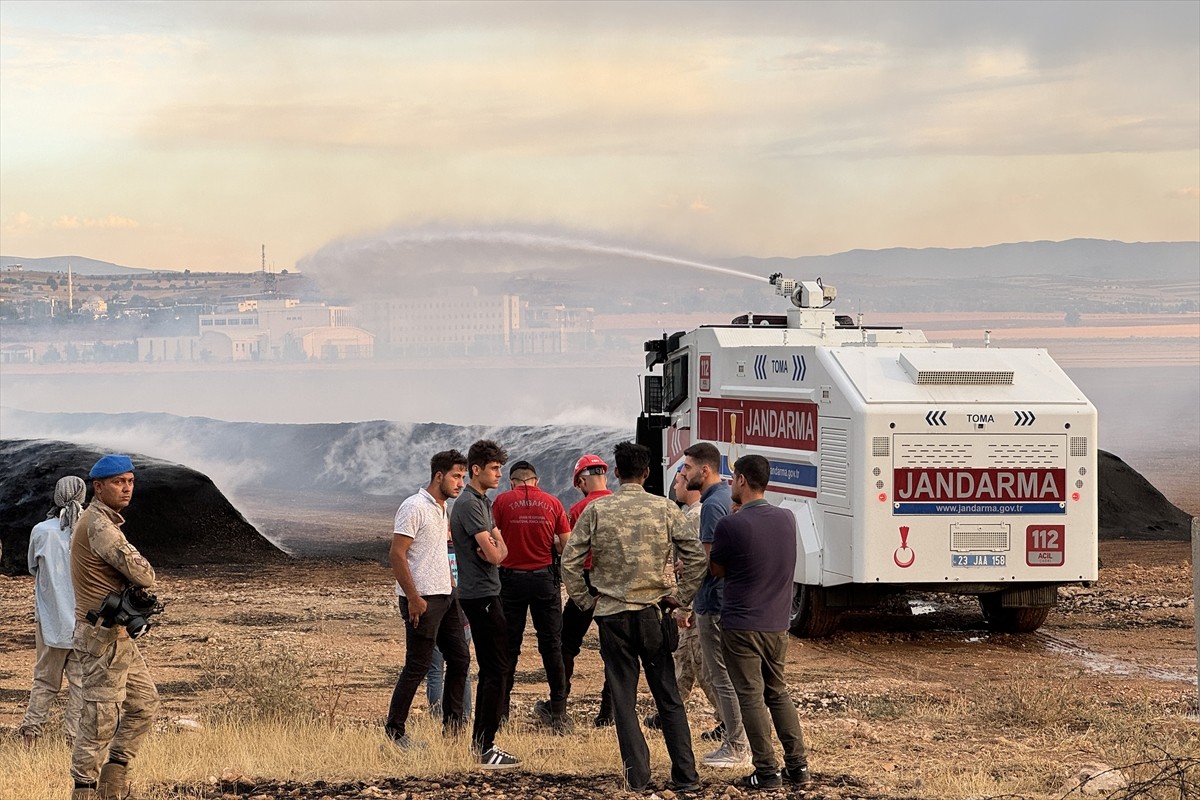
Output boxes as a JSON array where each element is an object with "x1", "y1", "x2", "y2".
[{"x1": 97, "y1": 762, "x2": 129, "y2": 800}]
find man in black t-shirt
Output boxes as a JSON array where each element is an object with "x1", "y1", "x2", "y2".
[{"x1": 449, "y1": 439, "x2": 521, "y2": 769}]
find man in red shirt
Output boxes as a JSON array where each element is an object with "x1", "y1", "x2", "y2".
[
  {"x1": 492, "y1": 460, "x2": 574, "y2": 732},
  {"x1": 533, "y1": 453, "x2": 615, "y2": 727}
]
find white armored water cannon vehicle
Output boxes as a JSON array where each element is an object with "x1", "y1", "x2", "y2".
[{"x1": 637, "y1": 274, "x2": 1098, "y2": 636}]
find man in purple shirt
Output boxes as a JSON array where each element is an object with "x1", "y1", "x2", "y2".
[{"x1": 709, "y1": 454, "x2": 811, "y2": 791}]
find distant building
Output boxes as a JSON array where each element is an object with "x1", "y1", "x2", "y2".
[
  {"x1": 358, "y1": 291, "x2": 520, "y2": 357},
  {"x1": 80, "y1": 296, "x2": 108, "y2": 318},
  {"x1": 512, "y1": 303, "x2": 595, "y2": 354},
  {"x1": 198, "y1": 298, "x2": 356, "y2": 358},
  {"x1": 138, "y1": 296, "x2": 370, "y2": 362},
  {"x1": 0, "y1": 343, "x2": 34, "y2": 363},
  {"x1": 285, "y1": 326, "x2": 374, "y2": 360},
  {"x1": 357, "y1": 292, "x2": 595, "y2": 357}
]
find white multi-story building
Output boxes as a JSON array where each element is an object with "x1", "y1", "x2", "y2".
[
  {"x1": 359, "y1": 291, "x2": 520, "y2": 356},
  {"x1": 358, "y1": 291, "x2": 595, "y2": 357}
]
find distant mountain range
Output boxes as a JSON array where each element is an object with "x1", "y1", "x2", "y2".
[
  {"x1": 726, "y1": 239, "x2": 1199, "y2": 282},
  {"x1": 0, "y1": 255, "x2": 153, "y2": 275},
  {"x1": 5, "y1": 238, "x2": 1197, "y2": 282}
]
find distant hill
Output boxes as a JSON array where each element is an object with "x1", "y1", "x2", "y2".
[
  {"x1": 0, "y1": 255, "x2": 159, "y2": 275},
  {"x1": 726, "y1": 239, "x2": 1199, "y2": 282},
  {"x1": 12, "y1": 238, "x2": 1197, "y2": 282}
]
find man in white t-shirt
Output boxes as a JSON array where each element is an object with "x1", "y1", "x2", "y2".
[{"x1": 384, "y1": 450, "x2": 472, "y2": 749}]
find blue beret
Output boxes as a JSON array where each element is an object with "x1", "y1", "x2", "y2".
[{"x1": 89, "y1": 454, "x2": 135, "y2": 479}]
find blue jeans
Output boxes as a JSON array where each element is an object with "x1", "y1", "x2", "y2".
[{"x1": 427, "y1": 624, "x2": 473, "y2": 719}]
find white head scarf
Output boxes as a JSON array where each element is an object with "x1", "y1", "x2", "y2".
[{"x1": 50, "y1": 475, "x2": 87, "y2": 531}]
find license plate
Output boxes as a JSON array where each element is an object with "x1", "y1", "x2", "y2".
[{"x1": 951, "y1": 554, "x2": 1007, "y2": 568}]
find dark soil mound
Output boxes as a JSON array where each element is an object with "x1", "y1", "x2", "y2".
[
  {"x1": 0, "y1": 439, "x2": 288, "y2": 575},
  {"x1": 1098, "y1": 449, "x2": 1192, "y2": 541}
]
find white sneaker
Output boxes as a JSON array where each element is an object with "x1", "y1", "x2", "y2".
[
  {"x1": 702, "y1": 742, "x2": 751, "y2": 768},
  {"x1": 478, "y1": 745, "x2": 521, "y2": 769}
]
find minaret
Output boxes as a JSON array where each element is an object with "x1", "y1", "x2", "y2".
[{"x1": 68, "y1": 262, "x2": 74, "y2": 311}]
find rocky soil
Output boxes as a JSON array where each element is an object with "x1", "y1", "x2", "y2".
[{"x1": 2, "y1": 538, "x2": 1196, "y2": 800}]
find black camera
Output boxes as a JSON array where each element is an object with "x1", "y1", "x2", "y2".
[{"x1": 86, "y1": 586, "x2": 165, "y2": 639}]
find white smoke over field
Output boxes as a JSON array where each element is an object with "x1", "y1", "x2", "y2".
[{"x1": 1, "y1": 409, "x2": 626, "y2": 507}]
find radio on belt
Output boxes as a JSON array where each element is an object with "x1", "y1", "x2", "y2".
[{"x1": 636, "y1": 273, "x2": 1098, "y2": 636}]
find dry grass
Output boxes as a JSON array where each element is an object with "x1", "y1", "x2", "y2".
[
  {"x1": 3, "y1": 549, "x2": 1194, "y2": 799},
  {"x1": 2, "y1": 715, "x2": 633, "y2": 800},
  {"x1": 6, "y1": 674, "x2": 1195, "y2": 800}
]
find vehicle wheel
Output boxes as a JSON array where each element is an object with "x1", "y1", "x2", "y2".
[
  {"x1": 788, "y1": 583, "x2": 841, "y2": 638},
  {"x1": 978, "y1": 594, "x2": 1051, "y2": 633}
]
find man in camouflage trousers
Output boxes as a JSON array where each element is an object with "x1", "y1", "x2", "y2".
[
  {"x1": 563, "y1": 442, "x2": 707, "y2": 793},
  {"x1": 644, "y1": 469, "x2": 720, "y2": 733},
  {"x1": 70, "y1": 455, "x2": 160, "y2": 800}
]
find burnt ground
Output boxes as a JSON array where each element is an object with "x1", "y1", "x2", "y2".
[{"x1": 161, "y1": 771, "x2": 886, "y2": 800}]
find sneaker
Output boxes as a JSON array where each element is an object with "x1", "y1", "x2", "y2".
[
  {"x1": 643, "y1": 713, "x2": 662, "y2": 730},
  {"x1": 387, "y1": 732, "x2": 425, "y2": 751},
  {"x1": 702, "y1": 742, "x2": 752, "y2": 768},
  {"x1": 739, "y1": 770, "x2": 783, "y2": 789},
  {"x1": 784, "y1": 764, "x2": 811, "y2": 786},
  {"x1": 532, "y1": 700, "x2": 553, "y2": 725},
  {"x1": 700, "y1": 722, "x2": 725, "y2": 742},
  {"x1": 593, "y1": 713, "x2": 614, "y2": 728},
  {"x1": 478, "y1": 745, "x2": 521, "y2": 769}
]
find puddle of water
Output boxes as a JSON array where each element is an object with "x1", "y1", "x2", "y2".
[{"x1": 1040, "y1": 634, "x2": 1194, "y2": 683}]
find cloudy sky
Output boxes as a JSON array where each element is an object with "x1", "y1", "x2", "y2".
[{"x1": 1, "y1": 0, "x2": 1196, "y2": 272}]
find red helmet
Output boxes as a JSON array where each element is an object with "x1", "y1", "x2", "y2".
[{"x1": 573, "y1": 454, "x2": 608, "y2": 486}]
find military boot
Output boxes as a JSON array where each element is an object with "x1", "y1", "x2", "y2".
[{"x1": 97, "y1": 762, "x2": 130, "y2": 800}]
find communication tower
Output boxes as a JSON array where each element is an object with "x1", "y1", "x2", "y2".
[{"x1": 261, "y1": 244, "x2": 277, "y2": 295}]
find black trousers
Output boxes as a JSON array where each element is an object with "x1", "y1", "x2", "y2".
[
  {"x1": 597, "y1": 607, "x2": 698, "y2": 791},
  {"x1": 385, "y1": 593, "x2": 469, "y2": 739},
  {"x1": 499, "y1": 567, "x2": 567, "y2": 718},
  {"x1": 458, "y1": 595, "x2": 510, "y2": 752},
  {"x1": 562, "y1": 588, "x2": 613, "y2": 718}
]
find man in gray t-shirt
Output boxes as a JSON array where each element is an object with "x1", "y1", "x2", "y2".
[
  {"x1": 449, "y1": 439, "x2": 520, "y2": 769},
  {"x1": 451, "y1": 484, "x2": 501, "y2": 601}
]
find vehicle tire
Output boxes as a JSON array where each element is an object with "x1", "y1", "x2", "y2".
[
  {"x1": 788, "y1": 583, "x2": 841, "y2": 638},
  {"x1": 978, "y1": 593, "x2": 1051, "y2": 633}
]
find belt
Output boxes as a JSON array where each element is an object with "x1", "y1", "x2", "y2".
[{"x1": 499, "y1": 566, "x2": 553, "y2": 574}]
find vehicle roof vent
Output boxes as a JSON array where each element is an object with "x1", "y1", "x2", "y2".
[{"x1": 899, "y1": 352, "x2": 1014, "y2": 385}]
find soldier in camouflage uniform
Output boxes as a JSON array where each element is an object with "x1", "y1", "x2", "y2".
[
  {"x1": 645, "y1": 469, "x2": 720, "y2": 733},
  {"x1": 69, "y1": 455, "x2": 160, "y2": 800},
  {"x1": 562, "y1": 442, "x2": 708, "y2": 792}
]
